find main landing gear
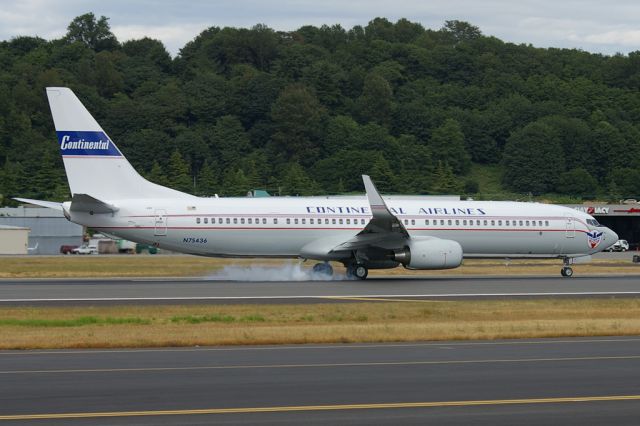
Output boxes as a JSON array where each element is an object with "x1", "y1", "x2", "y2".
[
  {"x1": 561, "y1": 258, "x2": 573, "y2": 278},
  {"x1": 347, "y1": 264, "x2": 368, "y2": 280},
  {"x1": 312, "y1": 262, "x2": 334, "y2": 277}
]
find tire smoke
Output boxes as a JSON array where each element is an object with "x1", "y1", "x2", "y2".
[{"x1": 207, "y1": 262, "x2": 347, "y2": 281}]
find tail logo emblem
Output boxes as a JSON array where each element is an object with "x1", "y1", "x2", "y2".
[{"x1": 57, "y1": 131, "x2": 122, "y2": 157}]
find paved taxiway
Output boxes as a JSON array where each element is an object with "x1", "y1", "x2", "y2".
[
  {"x1": 1, "y1": 275, "x2": 640, "y2": 305},
  {"x1": 1, "y1": 337, "x2": 640, "y2": 425}
]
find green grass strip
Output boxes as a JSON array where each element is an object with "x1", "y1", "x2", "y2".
[
  {"x1": 0, "y1": 316, "x2": 150, "y2": 327},
  {"x1": 170, "y1": 314, "x2": 266, "y2": 324}
]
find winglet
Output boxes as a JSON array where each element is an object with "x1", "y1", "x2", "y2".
[
  {"x1": 362, "y1": 175, "x2": 393, "y2": 220},
  {"x1": 361, "y1": 175, "x2": 408, "y2": 235}
]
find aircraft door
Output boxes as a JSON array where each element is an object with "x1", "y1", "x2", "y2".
[
  {"x1": 154, "y1": 209, "x2": 168, "y2": 236},
  {"x1": 565, "y1": 215, "x2": 575, "y2": 238}
]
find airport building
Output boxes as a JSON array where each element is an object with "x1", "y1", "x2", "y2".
[
  {"x1": 0, "y1": 206, "x2": 83, "y2": 255},
  {"x1": 565, "y1": 203, "x2": 640, "y2": 249},
  {"x1": 0, "y1": 225, "x2": 30, "y2": 254}
]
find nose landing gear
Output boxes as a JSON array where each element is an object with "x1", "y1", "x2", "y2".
[
  {"x1": 561, "y1": 266, "x2": 573, "y2": 277},
  {"x1": 561, "y1": 258, "x2": 574, "y2": 277}
]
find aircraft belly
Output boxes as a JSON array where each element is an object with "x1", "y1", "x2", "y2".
[
  {"x1": 200, "y1": 229, "x2": 357, "y2": 256},
  {"x1": 412, "y1": 230, "x2": 567, "y2": 255}
]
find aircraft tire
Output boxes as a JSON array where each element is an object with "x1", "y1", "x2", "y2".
[
  {"x1": 561, "y1": 267, "x2": 573, "y2": 278},
  {"x1": 354, "y1": 264, "x2": 368, "y2": 280},
  {"x1": 312, "y1": 262, "x2": 333, "y2": 276}
]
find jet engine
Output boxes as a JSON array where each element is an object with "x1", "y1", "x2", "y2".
[{"x1": 392, "y1": 237, "x2": 463, "y2": 270}]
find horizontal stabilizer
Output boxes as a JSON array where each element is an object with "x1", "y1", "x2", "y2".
[
  {"x1": 13, "y1": 198, "x2": 63, "y2": 211},
  {"x1": 70, "y1": 194, "x2": 119, "y2": 214}
]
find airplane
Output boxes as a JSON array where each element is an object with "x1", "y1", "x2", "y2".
[{"x1": 15, "y1": 87, "x2": 618, "y2": 279}]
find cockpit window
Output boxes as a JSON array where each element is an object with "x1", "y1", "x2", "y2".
[{"x1": 586, "y1": 219, "x2": 602, "y2": 227}]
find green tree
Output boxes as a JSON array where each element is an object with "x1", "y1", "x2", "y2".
[
  {"x1": 301, "y1": 60, "x2": 347, "y2": 109},
  {"x1": 222, "y1": 169, "x2": 251, "y2": 196},
  {"x1": 440, "y1": 20, "x2": 482, "y2": 43},
  {"x1": 196, "y1": 159, "x2": 218, "y2": 196},
  {"x1": 356, "y1": 72, "x2": 393, "y2": 125},
  {"x1": 167, "y1": 150, "x2": 192, "y2": 193},
  {"x1": 608, "y1": 168, "x2": 640, "y2": 198},
  {"x1": 246, "y1": 24, "x2": 280, "y2": 71},
  {"x1": 324, "y1": 115, "x2": 360, "y2": 153},
  {"x1": 0, "y1": 161, "x2": 27, "y2": 199},
  {"x1": 65, "y1": 13, "x2": 119, "y2": 51},
  {"x1": 29, "y1": 149, "x2": 62, "y2": 199},
  {"x1": 146, "y1": 161, "x2": 169, "y2": 187},
  {"x1": 7, "y1": 15, "x2": 640, "y2": 206},
  {"x1": 431, "y1": 162, "x2": 460, "y2": 194},
  {"x1": 211, "y1": 115, "x2": 251, "y2": 168},
  {"x1": 593, "y1": 121, "x2": 640, "y2": 180},
  {"x1": 95, "y1": 51, "x2": 124, "y2": 97},
  {"x1": 138, "y1": 81, "x2": 188, "y2": 132},
  {"x1": 557, "y1": 168, "x2": 599, "y2": 197},
  {"x1": 270, "y1": 84, "x2": 326, "y2": 165},
  {"x1": 429, "y1": 119, "x2": 471, "y2": 174},
  {"x1": 463, "y1": 179, "x2": 479, "y2": 194},
  {"x1": 369, "y1": 155, "x2": 399, "y2": 193},
  {"x1": 503, "y1": 121, "x2": 565, "y2": 194},
  {"x1": 184, "y1": 73, "x2": 229, "y2": 124},
  {"x1": 120, "y1": 129, "x2": 171, "y2": 171},
  {"x1": 279, "y1": 162, "x2": 322, "y2": 195}
]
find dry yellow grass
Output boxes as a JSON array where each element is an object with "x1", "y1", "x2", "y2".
[
  {"x1": 0, "y1": 255, "x2": 638, "y2": 278},
  {"x1": 0, "y1": 256, "x2": 273, "y2": 278},
  {"x1": 2, "y1": 300, "x2": 640, "y2": 349}
]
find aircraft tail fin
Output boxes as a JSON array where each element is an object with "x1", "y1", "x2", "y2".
[{"x1": 46, "y1": 87, "x2": 194, "y2": 200}]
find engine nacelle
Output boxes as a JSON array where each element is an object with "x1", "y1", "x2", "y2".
[{"x1": 393, "y1": 238, "x2": 463, "y2": 270}]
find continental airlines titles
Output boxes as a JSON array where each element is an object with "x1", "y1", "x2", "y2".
[
  {"x1": 60, "y1": 135, "x2": 110, "y2": 151},
  {"x1": 306, "y1": 206, "x2": 487, "y2": 215}
]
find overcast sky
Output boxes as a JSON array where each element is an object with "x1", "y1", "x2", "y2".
[{"x1": 1, "y1": 0, "x2": 639, "y2": 56}]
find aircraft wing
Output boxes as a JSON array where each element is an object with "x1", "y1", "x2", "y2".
[
  {"x1": 332, "y1": 176, "x2": 409, "y2": 251},
  {"x1": 300, "y1": 176, "x2": 409, "y2": 259}
]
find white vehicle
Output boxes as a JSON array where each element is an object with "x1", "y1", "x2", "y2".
[
  {"x1": 607, "y1": 239, "x2": 629, "y2": 252},
  {"x1": 15, "y1": 87, "x2": 619, "y2": 279},
  {"x1": 71, "y1": 244, "x2": 98, "y2": 255}
]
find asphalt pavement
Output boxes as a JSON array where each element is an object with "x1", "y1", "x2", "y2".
[
  {"x1": 1, "y1": 337, "x2": 640, "y2": 425},
  {"x1": 1, "y1": 275, "x2": 640, "y2": 305}
]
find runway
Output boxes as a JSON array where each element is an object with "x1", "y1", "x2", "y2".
[
  {"x1": 1, "y1": 337, "x2": 640, "y2": 425},
  {"x1": 1, "y1": 275, "x2": 640, "y2": 305}
]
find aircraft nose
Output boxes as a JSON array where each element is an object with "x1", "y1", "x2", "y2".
[{"x1": 605, "y1": 227, "x2": 618, "y2": 246}]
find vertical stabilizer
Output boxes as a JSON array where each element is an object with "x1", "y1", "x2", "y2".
[{"x1": 46, "y1": 87, "x2": 194, "y2": 200}]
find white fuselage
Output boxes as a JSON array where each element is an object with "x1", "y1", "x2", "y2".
[{"x1": 67, "y1": 196, "x2": 615, "y2": 260}]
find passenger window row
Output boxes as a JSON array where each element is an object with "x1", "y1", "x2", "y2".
[
  {"x1": 401, "y1": 219, "x2": 552, "y2": 227},
  {"x1": 194, "y1": 217, "x2": 368, "y2": 226},
  {"x1": 194, "y1": 216, "x2": 553, "y2": 228}
]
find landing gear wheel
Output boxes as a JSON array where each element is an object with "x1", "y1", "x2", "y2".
[
  {"x1": 561, "y1": 267, "x2": 573, "y2": 278},
  {"x1": 354, "y1": 264, "x2": 368, "y2": 280},
  {"x1": 312, "y1": 262, "x2": 333, "y2": 277}
]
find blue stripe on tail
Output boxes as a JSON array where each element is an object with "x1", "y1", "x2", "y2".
[{"x1": 57, "y1": 131, "x2": 122, "y2": 157}]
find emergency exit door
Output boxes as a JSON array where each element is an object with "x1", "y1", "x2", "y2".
[
  {"x1": 154, "y1": 209, "x2": 167, "y2": 236},
  {"x1": 565, "y1": 215, "x2": 575, "y2": 238}
]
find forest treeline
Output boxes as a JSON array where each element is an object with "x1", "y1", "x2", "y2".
[{"x1": 1, "y1": 13, "x2": 640, "y2": 204}]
